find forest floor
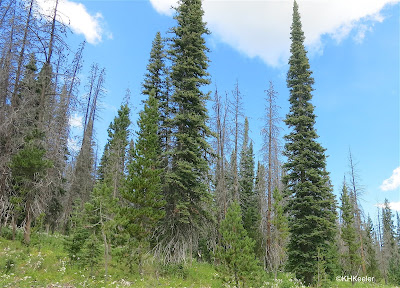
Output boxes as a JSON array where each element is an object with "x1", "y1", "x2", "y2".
[{"x1": 0, "y1": 229, "x2": 397, "y2": 288}]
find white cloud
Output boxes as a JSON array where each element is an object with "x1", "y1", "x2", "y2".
[
  {"x1": 149, "y1": 0, "x2": 399, "y2": 66},
  {"x1": 376, "y1": 201, "x2": 400, "y2": 211},
  {"x1": 149, "y1": 0, "x2": 177, "y2": 16},
  {"x1": 69, "y1": 113, "x2": 83, "y2": 129},
  {"x1": 36, "y1": 0, "x2": 106, "y2": 44},
  {"x1": 380, "y1": 167, "x2": 400, "y2": 191}
]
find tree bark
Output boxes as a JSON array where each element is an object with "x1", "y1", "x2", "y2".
[{"x1": 24, "y1": 203, "x2": 32, "y2": 244}]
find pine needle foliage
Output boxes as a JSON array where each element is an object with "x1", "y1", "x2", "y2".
[
  {"x1": 161, "y1": 0, "x2": 213, "y2": 263},
  {"x1": 97, "y1": 103, "x2": 130, "y2": 197},
  {"x1": 238, "y1": 118, "x2": 258, "y2": 245},
  {"x1": 122, "y1": 91, "x2": 165, "y2": 248},
  {"x1": 142, "y1": 31, "x2": 167, "y2": 101},
  {"x1": 364, "y1": 215, "x2": 380, "y2": 280},
  {"x1": 283, "y1": 1, "x2": 337, "y2": 285},
  {"x1": 215, "y1": 202, "x2": 262, "y2": 288}
]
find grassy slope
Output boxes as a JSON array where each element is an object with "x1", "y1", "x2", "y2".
[{"x1": 0, "y1": 230, "x2": 397, "y2": 288}]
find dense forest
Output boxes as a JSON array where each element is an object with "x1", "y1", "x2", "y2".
[{"x1": 0, "y1": 0, "x2": 399, "y2": 287}]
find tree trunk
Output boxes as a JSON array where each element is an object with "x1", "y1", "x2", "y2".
[
  {"x1": 102, "y1": 228, "x2": 109, "y2": 282},
  {"x1": 24, "y1": 207, "x2": 32, "y2": 244},
  {"x1": 11, "y1": 213, "x2": 16, "y2": 240},
  {"x1": 349, "y1": 151, "x2": 367, "y2": 275},
  {"x1": 12, "y1": 0, "x2": 34, "y2": 105}
]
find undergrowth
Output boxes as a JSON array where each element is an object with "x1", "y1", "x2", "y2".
[{"x1": 0, "y1": 227, "x2": 396, "y2": 288}]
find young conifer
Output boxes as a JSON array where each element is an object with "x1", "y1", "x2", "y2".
[
  {"x1": 216, "y1": 202, "x2": 261, "y2": 288},
  {"x1": 122, "y1": 91, "x2": 165, "y2": 270},
  {"x1": 364, "y1": 215, "x2": 380, "y2": 279},
  {"x1": 239, "y1": 118, "x2": 258, "y2": 244},
  {"x1": 98, "y1": 103, "x2": 130, "y2": 198}
]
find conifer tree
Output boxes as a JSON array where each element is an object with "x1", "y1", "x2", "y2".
[
  {"x1": 381, "y1": 199, "x2": 399, "y2": 284},
  {"x1": 283, "y1": 1, "x2": 337, "y2": 284},
  {"x1": 85, "y1": 183, "x2": 116, "y2": 280},
  {"x1": 142, "y1": 31, "x2": 170, "y2": 156},
  {"x1": 397, "y1": 212, "x2": 400, "y2": 246},
  {"x1": 340, "y1": 181, "x2": 360, "y2": 276},
  {"x1": 364, "y1": 215, "x2": 380, "y2": 279},
  {"x1": 161, "y1": 0, "x2": 212, "y2": 262},
  {"x1": 81, "y1": 231, "x2": 102, "y2": 276},
  {"x1": 8, "y1": 54, "x2": 54, "y2": 244},
  {"x1": 122, "y1": 91, "x2": 165, "y2": 271},
  {"x1": 10, "y1": 129, "x2": 52, "y2": 244},
  {"x1": 63, "y1": 199, "x2": 89, "y2": 263},
  {"x1": 388, "y1": 211, "x2": 400, "y2": 284},
  {"x1": 98, "y1": 103, "x2": 130, "y2": 198},
  {"x1": 238, "y1": 118, "x2": 258, "y2": 243},
  {"x1": 142, "y1": 32, "x2": 166, "y2": 99},
  {"x1": 216, "y1": 202, "x2": 261, "y2": 288}
]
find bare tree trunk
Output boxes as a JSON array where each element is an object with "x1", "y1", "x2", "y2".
[
  {"x1": 24, "y1": 202, "x2": 32, "y2": 244},
  {"x1": 349, "y1": 150, "x2": 367, "y2": 275},
  {"x1": 11, "y1": 213, "x2": 16, "y2": 240},
  {"x1": 213, "y1": 88, "x2": 229, "y2": 227},
  {"x1": 46, "y1": 0, "x2": 59, "y2": 66},
  {"x1": 266, "y1": 88, "x2": 273, "y2": 268},
  {"x1": 263, "y1": 81, "x2": 281, "y2": 270},
  {"x1": 0, "y1": 0, "x2": 14, "y2": 29},
  {"x1": 231, "y1": 81, "x2": 243, "y2": 202},
  {"x1": 11, "y1": 0, "x2": 34, "y2": 105}
]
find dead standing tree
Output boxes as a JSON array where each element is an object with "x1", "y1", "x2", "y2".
[
  {"x1": 229, "y1": 80, "x2": 244, "y2": 202},
  {"x1": 211, "y1": 88, "x2": 230, "y2": 229},
  {"x1": 261, "y1": 81, "x2": 282, "y2": 270},
  {"x1": 348, "y1": 150, "x2": 367, "y2": 275}
]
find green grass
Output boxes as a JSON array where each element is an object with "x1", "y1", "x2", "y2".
[
  {"x1": 0, "y1": 229, "x2": 397, "y2": 288},
  {"x1": 0, "y1": 228, "x2": 223, "y2": 288}
]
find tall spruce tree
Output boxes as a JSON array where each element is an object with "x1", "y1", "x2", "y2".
[
  {"x1": 142, "y1": 32, "x2": 166, "y2": 99},
  {"x1": 122, "y1": 91, "x2": 165, "y2": 271},
  {"x1": 283, "y1": 1, "x2": 337, "y2": 284},
  {"x1": 142, "y1": 31, "x2": 170, "y2": 156},
  {"x1": 161, "y1": 0, "x2": 212, "y2": 262}
]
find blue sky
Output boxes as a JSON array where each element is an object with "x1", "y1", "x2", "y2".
[{"x1": 45, "y1": 0, "x2": 399, "y2": 221}]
